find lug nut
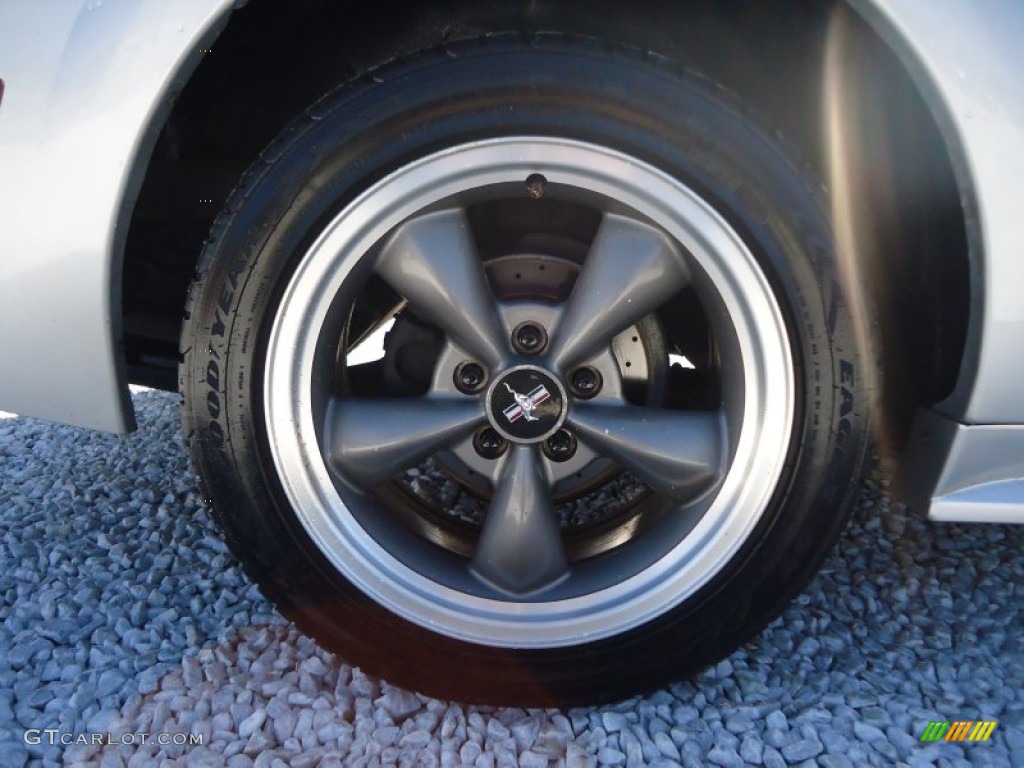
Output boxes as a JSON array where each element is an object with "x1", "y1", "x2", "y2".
[
  {"x1": 512, "y1": 321, "x2": 547, "y2": 355},
  {"x1": 569, "y1": 367, "x2": 602, "y2": 399},
  {"x1": 454, "y1": 361, "x2": 486, "y2": 394},
  {"x1": 474, "y1": 427, "x2": 507, "y2": 460},
  {"x1": 543, "y1": 428, "x2": 577, "y2": 462}
]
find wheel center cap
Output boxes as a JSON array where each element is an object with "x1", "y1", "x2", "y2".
[{"x1": 485, "y1": 365, "x2": 567, "y2": 444}]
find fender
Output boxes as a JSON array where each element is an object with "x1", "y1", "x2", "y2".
[
  {"x1": 0, "y1": 0, "x2": 236, "y2": 431},
  {"x1": 849, "y1": 0, "x2": 1024, "y2": 425},
  {"x1": 849, "y1": 0, "x2": 1024, "y2": 521}
]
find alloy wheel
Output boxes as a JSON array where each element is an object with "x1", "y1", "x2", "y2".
[{"x1": 263, "y1": 137, "x2": 794, "y2": 648}]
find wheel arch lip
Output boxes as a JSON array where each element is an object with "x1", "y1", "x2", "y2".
[
  {"x1": 848, "y1": 0, "x2": 1024, "y2": 425},
  {"x1": 846, "y1": 0, "x2": 1024, "y2": 521},
  {"x1": 0, "y1": 0, "x2": 236, "y2": 431}
]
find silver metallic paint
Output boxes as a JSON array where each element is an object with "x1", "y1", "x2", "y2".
[
  {"x1": 851, "y1": 0, "x2": 1024, "y2": 426},
  {"x1": 849, "y1": 0, "x2": 1024, "y2": 521},
  {"x1": 0, "y1": 0, "x2": 235, "y2": 431}
]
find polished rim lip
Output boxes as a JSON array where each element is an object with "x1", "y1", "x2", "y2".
[
  {"x1": 264, "y1": 137, "x2": 795, "y2": 648},
  {"x1": 484, "y1": 364, "x2": 568, "y2": 444}
]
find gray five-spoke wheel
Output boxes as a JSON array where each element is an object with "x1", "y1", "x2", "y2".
[{"x1": 264, "y1": 137, "x2": 794, "y2": 648}]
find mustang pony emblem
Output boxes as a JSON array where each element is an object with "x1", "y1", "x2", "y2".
[{"x1": 502, "y1": 382, "x2": 551, "y2": 423}]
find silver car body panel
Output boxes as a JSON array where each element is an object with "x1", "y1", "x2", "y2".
[
  {"x1": 0, "y1": 0, "x2": 1021, "y2": 520},
  {"x1": 0, "y1": 0, "x2": 235, "y2": 432},
  {"x1": 852, "y1": 0, "x2": 1024, "y2": 522},
  {"x1": 854, "y1": 0, "x2": 1024, "y2": 425}
]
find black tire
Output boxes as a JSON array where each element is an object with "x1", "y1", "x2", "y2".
[{"x1": 180, "y1": 36, "x2": 871, "y2": 706}]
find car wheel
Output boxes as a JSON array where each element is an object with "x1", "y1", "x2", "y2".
[{"x1": 179, "y1": 36, "x2": 870, "y2": 705}]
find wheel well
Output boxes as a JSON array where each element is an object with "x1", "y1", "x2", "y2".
[{"x1": 122, "y1": 0, "x2": 969, "y2": 444}]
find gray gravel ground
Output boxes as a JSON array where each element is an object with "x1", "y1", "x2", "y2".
[{"x1": 0, "y1": 389, "x2": 1021, "y2": 767}]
